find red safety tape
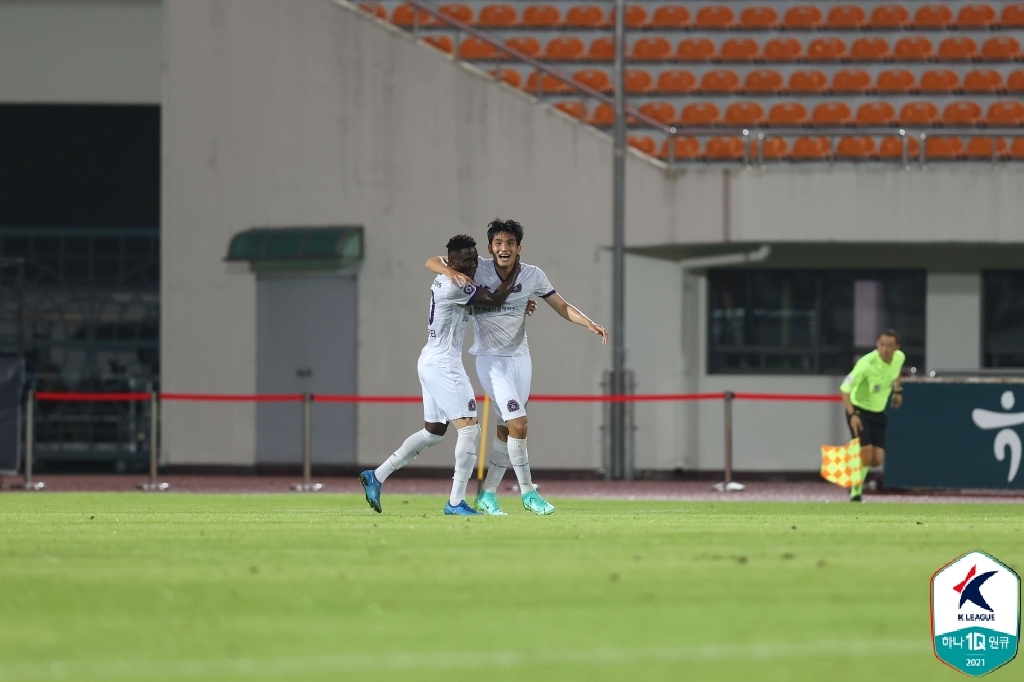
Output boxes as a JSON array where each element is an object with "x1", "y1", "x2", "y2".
[
  {"x1": 35, "y1": 392, "x2": 151, "y2": 401},
  {"x1": 529, "y1": 393, "x2": 726, "y2": 402},
  {"x1": 733, "y1": 392, "x2": 842, "y2": 402},
  {"x1": 160, "y1": 393, "x2": 304, "y2": 402},
  {"x1": 314, "y1": 395, "x2": 421, "y2": 403}
]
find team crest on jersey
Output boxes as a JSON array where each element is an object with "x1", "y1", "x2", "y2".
[
  {"x1": 463, "y1": 285, "x2": 474, "y2": 295},
  {"x1": 512, "y1": 283, "x2": 522, "y2": 293},
  {"x1": 507, "y1": 399, "x2": 520, "y2": 413},
  {"x1": 468, "y1": 399, "x2": 477, "y2": 412}
]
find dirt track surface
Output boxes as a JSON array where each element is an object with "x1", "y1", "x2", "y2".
[{"x1": 2, "y1": 474, "x2": 1022, "y2": 504}]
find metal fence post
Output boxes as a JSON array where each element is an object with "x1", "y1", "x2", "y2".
[
  {"x1": 20, "y1": 388, "x2": 43, "y2": 490},
  {"x1": 139, "y1": 390, "x2": 169, "y2": 491},
  {"x1": 714, "y1": 391, "x2": 744, "y2": 492},
  {"x1": 293, "y1": 393, "x2": 322, "y2": 492}
]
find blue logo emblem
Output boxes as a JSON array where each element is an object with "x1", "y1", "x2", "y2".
[
  {"x1": 512, "y1": 283, "x2": 522, "y2": 293},
  {"x1": 468, "y1": 399, "x2": 476, "y2": 412},
  {"x1": 507, "y1": 399, "x2": 520, "y2": 413}
]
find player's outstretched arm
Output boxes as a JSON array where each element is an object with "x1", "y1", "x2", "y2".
[
  {"x1": 470, "y1": 258, "x2": 521, "y2": 307},
  {"x1": 425, "y1": 256, "x2": 474, "y2": 288},
  {"x1": 542, "y1": 293, "x2": 609, "y2": 345}
]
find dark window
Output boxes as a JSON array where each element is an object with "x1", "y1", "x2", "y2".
[
  {"x1": 708, "y1": 270, "x2": 925, "y2": 374},
  {"x1": 983, "y1": 271, "x2": 1024, "y2": 368}
]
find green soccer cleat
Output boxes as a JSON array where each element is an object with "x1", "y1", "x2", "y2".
[
  {"x1": 521, "y1": 489, "x2": 555, "y2": 515},
  {"x1": 474, "y1": 491, "x2": 508, "y2": 516}
]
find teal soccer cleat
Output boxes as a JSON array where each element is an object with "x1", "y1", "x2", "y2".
[
  {"x1": 359, "y1": 470, "x2": 382, "y2": 513},
  {"x1": 474, "y1": 491, "x2": 508, "y2": 516},
  {"x1": 444, "y1": 501, "x2": 481, "y2": 516},
  {"x1": 521, "y1": 490, "x2": 555, "y2": 515}
]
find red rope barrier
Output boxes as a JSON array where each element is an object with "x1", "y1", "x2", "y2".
[
  {"x1": 35, "y1": 392, "x2": 151, "y2": 401},
  {"x1": 529, "y1": 393, "x2": 726, "y2": 402},
  {"x1": 160, "y1": 393, "x2": 304, "y2": 402},
  {"x1": 733, "y1": 392, "x2": 842, "y2": 402},
  {"x1": 314, "y1": 395, "x2": 421, "y2": 403}
]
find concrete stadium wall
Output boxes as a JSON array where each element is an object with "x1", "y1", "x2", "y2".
[
  {"x1": 0, "y1": 0, "x2": 162, "y2": 104},
  {"x1": 162, "y1": 0, "x2": 1022, "y2": 472}
]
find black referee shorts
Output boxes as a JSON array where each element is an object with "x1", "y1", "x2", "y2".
[{"x1": 849, "y1": 408, "x2": 887, "y2": 448}]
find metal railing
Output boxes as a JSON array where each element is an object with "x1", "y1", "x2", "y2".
[{"x1": 352, "y1": 0, "x2": 1024, "y2": 170}]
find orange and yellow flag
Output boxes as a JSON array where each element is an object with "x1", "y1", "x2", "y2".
[{"x1": 820, "y1": 438, "x2": 862, "y2": 489}]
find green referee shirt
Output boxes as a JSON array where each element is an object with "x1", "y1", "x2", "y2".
[{"x1": 840, "y1": 349, "x2": 905, "y2": 413}]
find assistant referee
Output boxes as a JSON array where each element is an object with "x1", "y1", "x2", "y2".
[{"x1": 839, "y1": 329, "x2": 905, "y2": 502}]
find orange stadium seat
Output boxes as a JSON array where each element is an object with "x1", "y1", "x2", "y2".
[
  {"x1": 705, "y1": 137, "x2": 745, "y2": 160},
  {"x1": 631, "y1": 37, "x2": 672, "y2": 61},
  {"x1": 566, "y1": 5, "x2": 606, "y2": 28},
  {"x1": 851, "y1": 37, "x2": 890, "y2": 61},
  {"x1": 963, "y1": 69, "x2": 1003, "y2": 93},
  {"x1": 625, "y1": 68, "x2": 654, "y2": 93},
  {"x1": 1012, "y1": 138, "x2": 1024, "y2": 159},
  {"x1": 939, "y1": 37, "x2": 979, "y2": 61},
  {"x1": 506, "y1": 37, "x2": 542, "y2": 59},
  {"x1": 828, "y1": 5, "x2": 867, "y2": 28},
  {"x1": 460, "y1": 37, "x2": 498, "y2": 60},
  {"x1": 870, "y1": 4, "x2": 910, "y2": 28},
  {"x1": 478, "y1": 4, "x2": 516, "y2": 27},
  {"x1": 943, "y1": 100, "x2": 984, "y2": 125},
  {"x1": 522, "y1": 4, "x2": 561, "y2": 27},
  {"x1": 392, "y1": 5, "x2": 431, "y2": 27},
  {"x1": 1003, "y1": 4, "x2": 1024, "y2": 27},
  {"x1": 967, "y1": 137, "x2": 1007, "y2": 158},
  {"x1": 1008, "y1": 70, "x2": 1024, "y2": 92},
  {"x1": 764, "y1": 37, "x2": 803, "y2": 61},
  {"x1": 554, "y1": 101, "x2": 587, "y2": 120},
  {"x1": 920, "y1": 69, "x2": 961, "y2": 94},
  {"x1": 439, "y1": 4, "x2": 473, "y2": 24},
  {"x1": 812, "y1": 101, "x2": 853, "y2": 125},
  {"x1": 659, "y1": 137, "x2": 702, "y2": 161},
  {"x1": 490, "y1": 68, "x2": 521, "y2": 88},
  {"x1": 589, "y1": 103, "x2": 613, "y2": 125},
  {"x1": 957, "y1": 4, "x2": 997, "y2": 27},
  {"x1": 982, "y1": 37, "x2": 1022, "y2": 61},
  {"x1": 768, "y1": 101, "x2": 809, "y2": 125},
  {"x1": 808, "y1": 38, "x2": 847, "y2": 61},
  {"x1": 988, "y1": 100, "x2": 1024, "y2": 125},
  {"x1": 925, "y1": 137, "x2": 966, "y2": 159},
  {"x1": 740, "y1": 6, "x2": 778, "y2": 29},
  {"x1": 638, "y1": 101, "x2": 677, "y2": 124},
  {"x1": 900, "y1": 101, "x2": 940, "y2": 125},
  {"x1": 655, "y1": 69, "x2": 696, "y2": 93},
  {"x1": 589, "y1": 37, "x2": 615, "y2": 61},
  {"x1": 628, "y1": 136, "x2": 657, "y2": 155},
  {"x1": 652, "y1": 5, "x2": 690, "y2": 28},
  {"x1": 677, "y1": 38, "x2": 716, "y2": 61},
  {"x1": 856, "y1": 101, "x2": 897, "y2": 125},
  {"x1": 524, "y1": 71, "x2": 571, "y2": 94},
  {"x1": 879, "y1": 134, "x2": 920, "y2": 158},
  {"x1": 725, "y1": 101, "x2": 765, "y2": 126},
  {"x1": 783, "y1": 5, "x2": 824, "y2": 29},
  {"x1": 745, "y1": 69, "x2": 784, "y2": 94},
  {"x1": 914, "y1": 4, "x2": 954, "y2": 28},
  {"x1": 792, "y1": 136, "x2": 832, "y2": 160},
  {"x1": 721, "y1": 38, "x2": 760, "y2": 62},
  {"x1": 758, "y1": 137, "x2": 790, "y2": 160},
  {"x1": 894, "y1": 37, "x2": 934, "y2": 60},
  {"x1": 701, "y1": 69, "x2": 740, "y2": 93},
  {"x1": 573, "y1": 69, "x2": 612, "y2": 93},
  {"x1": 833, "y1": 69, "x2": 872, "y2": 93},
  {"x1": 422, "y1": 35, "x2": 454, "y2": 53},
  {"x1": 837, "y1": 136, "x2": 878, "y2": 159},
  {"x1": 546, "y1": 37, "x2": 585, "y2": 61},
  {"x1": 625, "y1": 5, "x2": 650, "y2": 28},
  {"x1": 695, "y1": 5, "x2": 734, "y2": 28},
  {"x1": 789, "y1": 69, "x2": 828, "y2": 93},
  {"x1": 358, "y1": 3, "x2": 386, "y2": 19},
  {"x1": 876, "y1": 69, "x2": 916, "y2": 93},
  {"x1": 680, "y1": 102, "x2": 720, "y2": 126}
]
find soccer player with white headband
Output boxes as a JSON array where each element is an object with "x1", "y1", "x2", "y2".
[
  {"x1": 427, "y1": 218, "x2": 608, "y2": 515},
  {"x1": 360, "y1": 234, "x2": 521, "y2": 516}
]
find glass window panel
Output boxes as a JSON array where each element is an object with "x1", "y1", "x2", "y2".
[{"x1": 984, "y1": 271, "x2": 1024, "y2": 368}]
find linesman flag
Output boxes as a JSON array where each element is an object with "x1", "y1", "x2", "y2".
[{"x1": 820, "y1": 438, "x2": 862, "y2": 488}]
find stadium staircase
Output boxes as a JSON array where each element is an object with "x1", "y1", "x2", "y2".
[{"x1": 346, "y1": 0, "x2": 1024, "y2": 165}]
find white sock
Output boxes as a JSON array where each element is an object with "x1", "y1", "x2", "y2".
[
  {"x1": 449, "y1": 424, "x2": 480, "y2": 506},
  {"x1": 374, "y1": 429, "x2": 444, "y2": 483},
  {"x1": 482, "y1": 439, "x2": 509, "y2": 493},
  {"x1": 508, "y1": 437, "x2": 535, "y2": 494}
]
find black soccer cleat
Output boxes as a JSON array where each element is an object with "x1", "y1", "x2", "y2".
[{"x1": 849, "y1": 494, "x2": 863, "y2": 503}]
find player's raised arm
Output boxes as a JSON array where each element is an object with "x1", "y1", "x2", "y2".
[
  {"x1": 542, "y1": 293, "x2": 609, "y2": 345},
  {"x1": 469, "y1": 257, "x2": 521, "y2": 307},
  {"x1": 426, "y1": 256, "x2": 474, "y2": 288}
]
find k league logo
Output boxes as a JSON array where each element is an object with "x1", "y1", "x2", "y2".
[{"x1": 972, "y1": 391, "x2": 1023, "y2": 483}]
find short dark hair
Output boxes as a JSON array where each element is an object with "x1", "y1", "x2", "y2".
[
  {"x1": 879, "y1": 328, "x2": 901, "y2": 344},
  {"x1": 487, "y1": 218, "x2": 524, "y2": 246},
  {"x1": 446, "y1": 234, "x2": 476, "y2": 252}
]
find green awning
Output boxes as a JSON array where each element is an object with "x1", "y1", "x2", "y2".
[{"x1": 226, "y1": 227, "x2": 363, "y2": 272}]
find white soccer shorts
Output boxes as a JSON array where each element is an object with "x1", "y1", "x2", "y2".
[
  {"x1": 417, "y1": 362, "x2": 478, "y2": 424},
  {"x1": 475, "y1": 355, "x2": 532, "y2": 423}
]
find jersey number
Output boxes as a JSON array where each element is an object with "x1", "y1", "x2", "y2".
[{"x1": 428, "y1": 291, "x2": 436, "y2": 325}]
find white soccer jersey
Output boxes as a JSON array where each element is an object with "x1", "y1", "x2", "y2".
[
  {"x1": 418, "y1": 274, "x2": 478, "y2": 367},
  {"x1": 469, "y1": 258, "x2": 556, "y2": 357}
]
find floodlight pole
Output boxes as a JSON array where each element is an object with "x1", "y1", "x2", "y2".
[{"x1": 609, "y1": 0, "x2": 627, "y2": 479}]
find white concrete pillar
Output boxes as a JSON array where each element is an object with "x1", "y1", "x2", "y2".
[{"x1": 926, "y1": 273, "x2": 982, "y2": 372}]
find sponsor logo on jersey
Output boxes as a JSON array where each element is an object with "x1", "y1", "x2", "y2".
[{"x1": 507, "y1": 399, "x2": 520, "y2": 413}]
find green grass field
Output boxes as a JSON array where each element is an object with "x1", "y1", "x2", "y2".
[{"x1": 0, "y1": 493, "x2": 1020, "y2": 681}]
